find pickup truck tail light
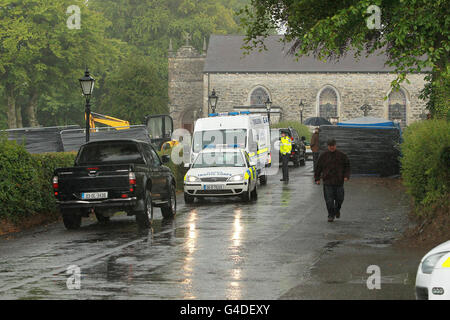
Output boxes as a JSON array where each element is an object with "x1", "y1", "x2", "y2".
[
  {"x1": 52, "y1": 176, "x2": 59, "y2": 196},
  {"x1": 129, "y1": 172, "x2": 136, "y2": 192}
]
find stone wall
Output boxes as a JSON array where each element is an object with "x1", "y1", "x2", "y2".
[
  {"x1": 168, "y1": 46, "x2": 205, "y2": 130},
  {"x1": 202, "y1": 73, "x2": 427, "y2": 125}
]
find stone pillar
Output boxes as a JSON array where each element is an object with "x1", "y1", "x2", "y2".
[{"x1": 168, "y1": 41, "x2": 206, "y2": 132}]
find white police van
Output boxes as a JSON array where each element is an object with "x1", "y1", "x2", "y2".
[
  {"x1": 184, "y1": 145, "x2": 258, "y2": 203},
  {"x1": 189, "y1": 112, "x2": 271, "y2": 185}
]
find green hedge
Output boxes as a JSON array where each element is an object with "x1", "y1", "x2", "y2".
[
  {"x1": 0, "y1": 137, "x2": 76, "y2": 222},
  {"x1": 400, "y1": 119, "x2": 450, "y2": 209},
  {"x1": 0, "y1": 135, "x2": 185, "y2": 223},
  {"x1": 31, "y1": 152, "x2": 77, "y2": 215},
  {"x1": 271, "y1": 121, "x2": 312, "y2": 141}
]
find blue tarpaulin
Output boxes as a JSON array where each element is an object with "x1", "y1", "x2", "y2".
[{"x1": 338, "y1": 116, "x2": 396, "y2": 128}]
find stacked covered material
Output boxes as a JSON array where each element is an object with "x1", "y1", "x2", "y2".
[
  {"x1": 4, "y1": 125, "x2": 80, "y2": 153},
  {"x1": 319, "y1": 120, "x2": 401, "y2": 176},
  {"x1": 60, "y1": 125, "x2": 152, "y2": 152}
]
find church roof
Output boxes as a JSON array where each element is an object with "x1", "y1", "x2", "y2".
[{"x1": 204, "y1": 35, "x2": 402, "y2": 73}]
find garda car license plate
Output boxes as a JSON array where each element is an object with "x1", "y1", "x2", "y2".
[
  {"x1": 82, "y1": 192, "x2": 108, "y2": 200},
  {"x1": 204, "y1": 184, "x2": 225, "y2": 190}
]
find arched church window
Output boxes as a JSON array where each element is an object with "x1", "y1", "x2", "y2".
[
  {"x1": 250, "y1": 87, "x2": 269, "y2": 105},
  {"x1": 319, "y1": 87, "x2": 338, "y2": 119},
  {"x1": 388, "y1": 89, "x2": 407, "y2": 127}
]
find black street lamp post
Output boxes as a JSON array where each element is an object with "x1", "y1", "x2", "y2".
[
  {"x1": 208, "y1": 89, "x2": 218, "y2": 115},
  {"x1": 265, "y1": 97, "x2": 272, "y2": 124},
  {"x1": 299, "y1": 99, "x2": 304, "y2": 124},
  {"x1": 79, "y1": 68, "x2": 95, "y2": 142}
]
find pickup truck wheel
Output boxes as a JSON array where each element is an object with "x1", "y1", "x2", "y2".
[
  {"x1": 136, "y1": 189, "x2": 153, "y2": 229},
  {"x1": 95, "y1": 211, "x2": 110, "y2": 224},
  {"x1": 293, "y1": 154, "x2": 300, "y2": 167},
  {"x1": 184, "y1": 192, "x2": 194, "y2": 204},
  {"x1": 62, "y1": 210, "x2": 82, "y2": 230},
  {"x1": 161, "y1": 185, "x2": 176, "y2": 219}
]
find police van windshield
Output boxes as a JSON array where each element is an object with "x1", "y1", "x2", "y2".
[
  {"x1": 193, "y1": 129, "x2": 247, "y2": 153},
  {"x1": 192, "y1": 152, "x2": 246, "y2": 168}
]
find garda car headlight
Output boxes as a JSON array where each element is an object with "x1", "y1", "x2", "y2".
[
  {"x1": 421, "y1": 252, "x2": 449, "y2": 274},
  {"x1": 228, "y1": 174, "x2": 244, "y2": 182},
  {"x1": 186, "y1": 175, "x2": 201, "y2": 183}
]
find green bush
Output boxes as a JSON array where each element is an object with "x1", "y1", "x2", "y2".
[
  {"x1": 0, "y1": 135, "x2": 77, "y2": 222},
  {"x1": 31, "y1": 152, "x2": 77, "y2": 215},
  {"x1": 0, "y1": 138, "x2": 42, "y2": 221},
  {"x1": 271, "y1": 121, "x2": 312, "y2": 141},
  {"x1": 400, "y1": 119, "x2": 450, "y2": 208}
]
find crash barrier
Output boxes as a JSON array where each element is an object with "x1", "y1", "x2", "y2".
[
  {"x1": 318, "y1": 125, "x2": 401, "y2": 176},
  {"x1": 60, "y1": 125, "x2": 152, "y2": 152},
  {"x1": 2, "y1": 125, "x2": 80, "y2": 154}
]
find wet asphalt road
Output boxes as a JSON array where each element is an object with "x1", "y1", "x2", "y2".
[{"x1": 0, "y1": 161, "x2": 424, "y2": 299}]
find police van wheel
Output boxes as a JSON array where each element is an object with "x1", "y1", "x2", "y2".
[
  {"x1": 251, "y1": 183, "x2": 258, "y2": 201},
  {"x1": 259, "y1": 175, "x2": 267, "y2": 185}
]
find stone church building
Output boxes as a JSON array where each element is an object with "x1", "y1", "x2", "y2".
[{"x1": 168, "y1": 35, "x2": 428, "y2": 132}]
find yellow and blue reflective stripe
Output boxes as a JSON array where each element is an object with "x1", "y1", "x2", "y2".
[
  {"x1": 443, "y1": 257, "x2": 450, "y2": 268},
  {"x1": 257, "y1": 147, "x2": 268, "y2": 155}
]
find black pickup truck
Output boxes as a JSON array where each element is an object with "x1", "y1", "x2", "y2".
[{"x1": 53, "y1": 139, "x2": 176, "y2": 230}]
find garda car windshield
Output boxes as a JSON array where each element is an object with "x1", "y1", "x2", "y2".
[{"x1": 192, "y1": 152, "x2": 246, "y2": 168}]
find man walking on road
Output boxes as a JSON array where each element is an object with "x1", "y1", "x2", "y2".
[
  {"x1": 314, "y1": 139, "x2": 350, "y2": 222},
  {"x1": 280, "y1": 131, "x2": 292, "y2": 182},
  {"x1": 310, "y1": 127, "x2": 320, "y2": 173}
]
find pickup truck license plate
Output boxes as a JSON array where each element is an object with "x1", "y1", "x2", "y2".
[
  {"x1": 82, "y1": 192, "x2": 108, "y2": 200},
  {"x1": 204, "y1": 184, "x2": 225, "y2": 190}
]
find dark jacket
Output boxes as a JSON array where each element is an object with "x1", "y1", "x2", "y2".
[
  {"x1": 314, "y1": 149, "x2": 350, "y2": 185},
  {"x1": 310, "y1": 132, "x2": 319, "y2": 152}
]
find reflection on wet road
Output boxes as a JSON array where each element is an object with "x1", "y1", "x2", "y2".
[{"x1": 0, "y1": 162, "x2": 412, "y2": 299}]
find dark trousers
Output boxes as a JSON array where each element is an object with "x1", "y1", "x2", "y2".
[
  {"x1": 312, "y1": 152, "x2": 320, "y2": 173},
  {"x1": 281, "y1": 154, "x2": 289, "y2": 180},
  {"x1": 323, "y1": 184, "x2": 345, "y2": 217}
]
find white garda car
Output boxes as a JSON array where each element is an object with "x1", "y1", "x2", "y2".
[
  {"x1": 184, "y1": 146, "x2": 258, "y2": 203},
  {"x1": 415, "y1": 240, "x2": 450, "y2": 300}
]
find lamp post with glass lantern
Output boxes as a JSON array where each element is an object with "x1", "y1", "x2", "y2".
[
  {"x1": 79, "y1": 68, "x2": 96, "y2": 142},
  {"x1": 208, "y1": 89, "x2": 218, "y2": 115},
  {"x1": 299, "y1": 99, "x2": 304, "y2": 124}
]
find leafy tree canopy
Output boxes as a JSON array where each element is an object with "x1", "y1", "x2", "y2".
[{"x1": 239, "y1": 0, "x2": 449, "y2": 117}]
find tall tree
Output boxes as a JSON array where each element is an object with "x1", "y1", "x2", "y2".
[
  {"x1": 0, "y1": 0, "x2": 122, "y2": 128},
  {"x1": 239, "y1": 0, "x2": 449, "y2": 117}
]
